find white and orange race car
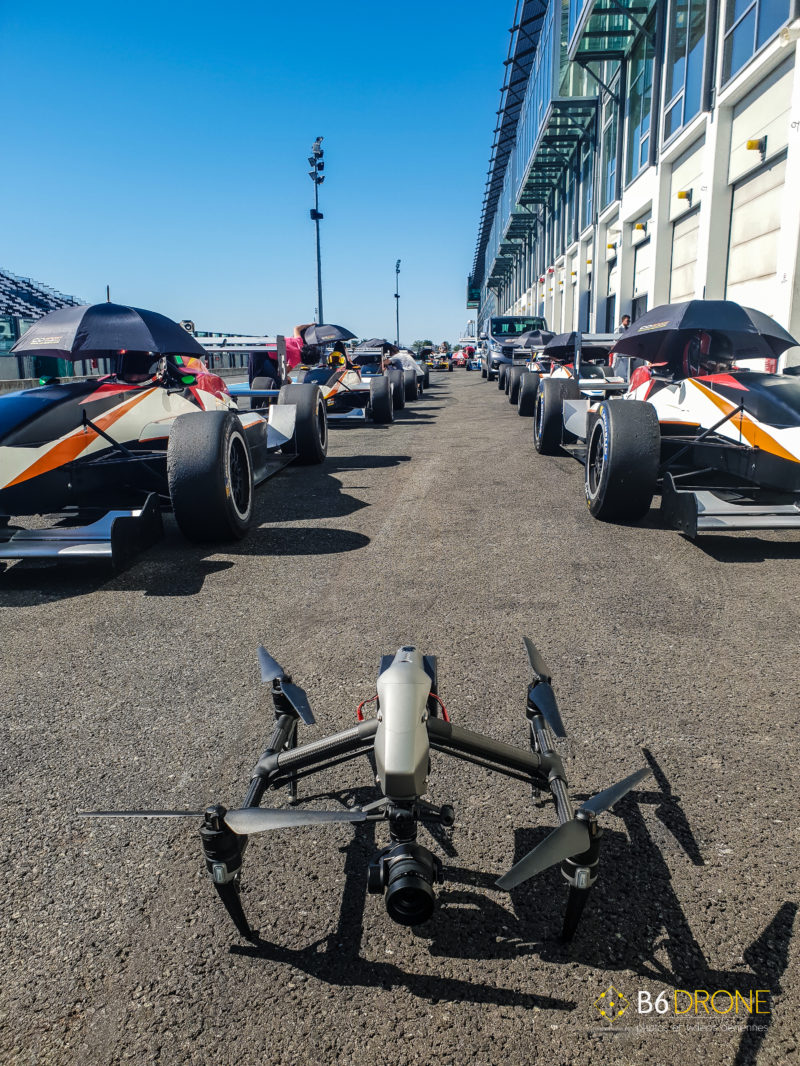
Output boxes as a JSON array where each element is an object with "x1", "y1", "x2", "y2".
[
  {"x1": 529, "y1": 305, "x2": 800, "y2": 537},
  {"x1": 0, "y1": 350, "x2": 327, "y2": 567}
]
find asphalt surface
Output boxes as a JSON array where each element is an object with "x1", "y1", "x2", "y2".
[{"x1": 1, "y1": 370, "x2": 798, "y2": 1066}]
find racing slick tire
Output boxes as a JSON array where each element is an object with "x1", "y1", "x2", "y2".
[
  {"x1": 534, "y1": 378, "x2": 580, "y2": 455},
  {"x1": 387, "y1": 368, "x2": 405, "y2": 410},
  {"x1": 403, "y1": 369, "x2": 418, "y2": 402},
  {"x1": 277, "y1": 383, "x2": 328, "y2": 464},
  {"x1": 369, "y1": 376, "x2": 394, "y2": 424},
  {"x1": 448, "y1": 361, "x2": 453, "y2": 372},
  {"x1": 251, "y1": 375, "x2": 276, "y2": 410},
  {"x1": 517, "y1": 371, "x2": 540, "y2": 416},
  {"x1": 168, "y1": 411, "x2": 254, "y2": 542},
  {"x1": 584, "y1": 399, "x2": 660, "y2": 522},
  {"x1": 508, "y1": 365, "x2": 525, "y2": 404},
  {"x1": 423, "y1": 368, "x2": 430, "y2": 389}
]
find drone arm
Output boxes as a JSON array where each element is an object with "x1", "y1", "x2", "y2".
[
  {"x1": 529, "y1": 714, "x2": 574, "y2": 825},
  {"x1": 242, "y1": 711, "x2": 298, "y2": 808},
  {"x1": 254, "y1": 719, "x2": 379, "y2": 784},
  {"x1": 425, "y1": 717, "x2": 548, "y2": 787}
]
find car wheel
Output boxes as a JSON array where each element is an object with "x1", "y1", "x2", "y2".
[
  {"x1": 585, "y1": 400, "x2": 660, "y2": 521},
  {"x1": 277, "y1": 383, "x2": 327, "y2": 464},
  {"x1": 387, "y1": 368, "x2": 405, "y2": 410},
  {"x1": 168, "y1": 410, "x2": 254, "y2": 541},
  {"x1": 517, "y1": 371, "x2": 540, "y2": 416},
  {"x1": 423, "y1": 369, "x2": 430, "y2": 389},
  {"x1": 508, "y1": 366, "x2": 525, "y2": 403},
  {"x1": 487, "y1": 364, "x2": 496, "y2": 381},
  {"x1": 481, "y1": 365, "x2": 487, "y2": 379},
  {"x1": 497, "y1": 366, "x2": 508, "y2": 391},
  {"x1": 534, "y1": 379, "x2": 580, "y2": 455},
  {"x1": 403, "y1": 369, "x2": 417, "y2": 402},
  {"x1": 369, "y1": 376, "x2": 394, "y2": 423}
]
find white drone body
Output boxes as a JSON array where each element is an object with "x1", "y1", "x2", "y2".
[{"x1": 374, "y1": 647, "x2": 431, "y2": 801}]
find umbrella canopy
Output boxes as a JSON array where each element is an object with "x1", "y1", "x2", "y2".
[
  {"x1": 611, "y1": 301, "x2": 798, "y2": 363},
  {"x1": 515, "y1": 329, "x2": 555, "y2": 349},
  {"x1": 355, "y1": 337, "x2": 397, "y2": 351},
  {"x1": 302, "y1": 323, "x2": 356, "y2": 345},
  {"x1": 9, "y1": 302, "x2": 209, "y2": 360},
  {"x1": 542, "y1": 332, "x2": 612, "y2": 361}
]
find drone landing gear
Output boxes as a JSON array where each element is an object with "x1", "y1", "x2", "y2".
[
  {"x1": 199, "y1": 805, "x2": 252, "y2": 939},
  {"x1": 493, "y1": 638, "x2": 651, "y2": 942}
]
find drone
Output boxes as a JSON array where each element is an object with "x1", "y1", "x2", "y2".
[{"x1": 87, "y1": 640, "x2": 652, "y2": 941}]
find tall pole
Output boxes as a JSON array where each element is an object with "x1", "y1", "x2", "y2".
[
  {"x1": 394, "y1": 259, "x2": 401, "y2": 347},
  {"x1": 315, "y1": 181, "x2": 324, "y2": 324},
  {"x1": 308, "y1": 137, "x2": 325, "y2": 324}
]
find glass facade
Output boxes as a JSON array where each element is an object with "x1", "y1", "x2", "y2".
[
  {"x1": 600, "y1": 84, "x2": 619, "y2": 208},
  {"x1": 664, "y1": 0, "x2": 706, "y2": 140},
  {"x1": 723, "y1": 0, "x2": 790, "y2": 81},
  {"x1": 625, "y1": 28, "x2": 654, "y2": 183}
]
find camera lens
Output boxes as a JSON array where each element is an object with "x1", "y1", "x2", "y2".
[{"x1": 382, "y1": 843, "x2": 439, "y2": 926}]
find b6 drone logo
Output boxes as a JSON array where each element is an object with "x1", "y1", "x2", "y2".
[{"x1": 594, "y1": 986, "x2": 771, "y2": 1022}]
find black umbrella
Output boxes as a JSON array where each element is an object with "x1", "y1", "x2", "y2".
[
  {"x1": 515, "y1": 329, "x2": 555, "y2": 349},
  {"x1": 302, "y1": 323, "x2": 357, "y2": 345},
  {"x1": 355, "y1": 337, "x2": 398, "y2": 352},
  {"x1": 543, "y1": 331, "x2": 615, "y2": 361},
  {"x1": 611, "y1": 301, "x2": 798, "y2": 363},
  {"x1": 10, "y1": 302, "x2": 209, "y2": 360}
]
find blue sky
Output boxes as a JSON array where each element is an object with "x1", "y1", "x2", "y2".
[{"x1": 0, "y1": 1, "x2": 509, "y2": 343}]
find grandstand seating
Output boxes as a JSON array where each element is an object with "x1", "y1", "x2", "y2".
[{"x1": 0, "y1": 267, "x2": 83, "y2": 318}]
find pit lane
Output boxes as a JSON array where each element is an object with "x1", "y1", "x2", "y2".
[{"x1": 1, "y1": 371, "x2": 798, "y2": 1065}]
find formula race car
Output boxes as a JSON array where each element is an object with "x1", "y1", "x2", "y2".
[
  {"x1": 516, "y1": 332, "x2": 623, "y2": 420},
  {"x1": 0, "y1": 304, "x2": 328, "y2": 567},
  {"x1": 433, "y1": 352, "x2": 453, "y2": 372},
  {"x1": 531, "y1": 303, "x2": 800, "y2": 537},
  {"x1": 85, "y1": 639, "x2": 652, "y2": 944}
]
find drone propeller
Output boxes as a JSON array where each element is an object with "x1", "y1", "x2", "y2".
[
  {"x1": 257, "y1": 645, "x2": 284, "y2": 683},
  {"x1": 522, "y1": 637, "x2": 566, "y2": 738},
  {"x1": 223, "y1": 807, "x2": 366, "y2": 835},
  {"x1": 257, "y1": 645, "x2": 315, "y2": 725},
  {"x1": 80, "y1": 805, "x2": 365, "y2": 835},
  {"x1": 523, "y1": 636, "x2": 551, "y2": 682},
  {"x1": 496, "y1": 766, "x2": 651, "y2": 891}
]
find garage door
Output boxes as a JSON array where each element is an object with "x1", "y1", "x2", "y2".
[
  {"x1": 633, "y1": 239, "x2": 650, "y2": 299},
  {"x1": 726, "y1": 155, "x2": 786, "y2": 315},
  {"x1": 669, "y1": 209, "x2": 700, "y2": 303}
]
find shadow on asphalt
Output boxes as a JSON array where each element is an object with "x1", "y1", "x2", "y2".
[
  {"x1": 691, "y1": 534, "x2": 800, "y2": 563},
  {"x1": 0, "y1": 449, "x2": 417, "y2": 602},
  {"x1": 229, "y1": 760, "x2": 795, "y2": 1050}
]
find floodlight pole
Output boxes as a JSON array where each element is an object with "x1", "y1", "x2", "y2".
[
  {"x1": 309, "y1": 137, "x2": 325, "y2": 324},
  {"x1": 395, "y1": 259, "x2": 401, "y2": 347}
]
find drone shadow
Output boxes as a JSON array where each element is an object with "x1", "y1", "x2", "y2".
[
  {"x1": 511, "y1": 752, "x2": 795, "y2": 1066},
  {"x1": 230, "y1": 785, "x2": 573, "y2": 1010},
  {"x1": 232, "y1": 756, "x2": 797, "y2": 1053}
]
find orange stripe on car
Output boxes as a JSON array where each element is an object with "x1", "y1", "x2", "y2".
[
  {"x1": 692, "y1": 380, "x2": 796, "y2": 462},
  {"x1": 6, "y1": 389, "x2": 155, "y2": 488}
]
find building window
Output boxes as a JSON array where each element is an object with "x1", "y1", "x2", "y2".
[
  {"x1": 723, "y1": 0, "x2": 790, "y2": 82},
  {"x1": 626, "y1": 28, "x2": 655, "y2": 184},
  {"x1": 664, "y1": 0, "x2": 706, "y2": 141},
  {"x1": 600, "y1": 84, "x2": 619, "y2": 208},
  {"x1": 579, "y1": 138, "x2": 594, "y2": 230}
]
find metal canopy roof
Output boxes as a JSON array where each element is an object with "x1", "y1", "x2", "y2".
[
  {"x1": 518, "y1": 99, "x2": 596, "y2": 205},
  {"x1": 470, "y1": 0, "x2": 548, "y2": 291},
  {"x1": 567, "y1": 0, "x2": 655, "y2": 61}
]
